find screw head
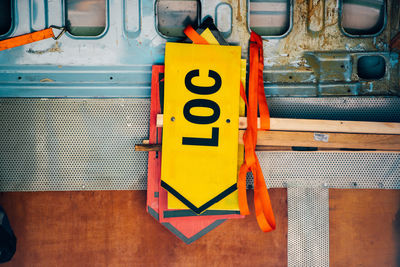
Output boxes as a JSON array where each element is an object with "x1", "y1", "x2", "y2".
[{"x1": 171, "y1": 116, "x2": 175, "y2": 122}]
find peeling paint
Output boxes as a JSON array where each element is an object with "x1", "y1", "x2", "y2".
[
  {"x1": 40, "y1": 78, "x2": 55, "y2": 83},
  {"x1": 26, "y1": 42, "x2": 63, "y2": 55}
]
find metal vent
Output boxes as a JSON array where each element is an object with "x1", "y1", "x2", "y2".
[
  {"x1": 0, "y1": 97, "x2": 399, "y2": 191},
  {"x1": 0, "y1": 98, "x2": 150, "y2": 191}
]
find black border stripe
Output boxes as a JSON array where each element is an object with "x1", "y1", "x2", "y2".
[
  {"x1": 162, "y1": 219, "x2": 226, "y2": 244},
  {"x1": 196, "y1": 17, "x2": 229, "y2": 45},
  {"x1": 164, "y1": 209, "x2": 240, "y2": 218},
  {"x1": 160, "y1": 180, "x2": 237, "y2": 214},
  {"x1": 147, "y1": 206, "x2": 159, "y2": 221}
]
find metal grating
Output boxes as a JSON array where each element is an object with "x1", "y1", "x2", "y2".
[
  {"x1": 0, "y1": 97, "x2": 399, "y2": 191},
  {"x1": 258, "y1": 152, "x2": 400, "y2": 189},
  {"x1": 0, "y1": 98, "x2": 150, "y2": 191},
  {"x1": 267, "y1": 97, "x2": 400, "y2": 122},
  {"x1": 287, "y1": 187, "x2": 329, "y2": 267}
]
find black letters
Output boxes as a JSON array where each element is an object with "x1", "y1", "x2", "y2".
[
  {"x1": 185, "y1": 69, "x2": 222, "y2": 95},
  {"x1": 182, "y1": 69, "x2": 222, "y2": 147},
  {"x1": 182, "y1": 127, "x2": 219, "y2": 147},
  {"x1": 183, "y1": 99, "x2": 220, "y2": 125}
]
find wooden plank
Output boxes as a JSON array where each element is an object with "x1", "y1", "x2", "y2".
[
  {"x1": 156, "y1": 114, "x2": 400, "y2": 134},
  {"x1": 136, "y1": 143, "x2": 399, "y2": 153},
  {"x1": 136, "y1": 130, "x2": 400, "y2": 151},
  {"x1": 0, "y1": 190, "x2": 287, "y2": 267},
  {"x1": 136, "y1": 144, "x2": 300, "y2": 152},
  {"x1": 135, "y1": 143, "x2": 162, "y2": 151},
  {"x1": 330, "y1": 189, "x2": 400, "y2": 267},
  {"x1": 249, "y1": 131, "x2": 400, "y2": 150}
]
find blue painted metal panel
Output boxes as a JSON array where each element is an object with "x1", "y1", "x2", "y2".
[{"x1": 0, "y1": 0, "x2": 167, "y2": 97}]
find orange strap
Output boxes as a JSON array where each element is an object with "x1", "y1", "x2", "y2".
[
  {"x1": 238, "y1": 32, "x2": 275, "y2": 232},
  {"x1": 0, "y1": 28, "x2": 55, "y2": 51},
  {"x1": 183, "y1": 25, "x2": 209, "y2": 45},
  {"x1": 184, "y1": 26, "x2": 275, "y2": 231}
]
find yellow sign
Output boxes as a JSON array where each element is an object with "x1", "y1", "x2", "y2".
[{"x1": 161, "y1": 43, "x2": 241, "y2": 213}]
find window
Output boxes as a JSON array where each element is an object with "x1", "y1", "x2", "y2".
[
  {"x1": 0, "y1": 0, "x2": 12, "y2": 35},
  {"x1": 357, "y1": 56, "x2": 386, "y2": 80},
  {"x1": 341, "y1": 0, "x2": 385, "y2": 36},
  {"x1": 156, "y1": 0, "x2": 200, "y2": 38},
  {"x1": 65, "y1": 0, "x2": 106, "y2": 36},
  {"x1": 249, "y1": 0, "x2": 290, "y2": 37}
]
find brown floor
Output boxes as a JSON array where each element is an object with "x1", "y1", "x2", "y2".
[
  {"x1": 1, "y1": 188, "x2": 399, "y2": 267},
  {"x1": 0, "y1": 189, "x2": 288, "y2": 267},
  {"x1": 330, "y1": 189, "x2": 400, "y2": 267}
]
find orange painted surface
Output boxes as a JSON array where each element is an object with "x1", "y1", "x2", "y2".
[
  {"x1": 0, "y1": 189, "x2": 287, "y2": 266},
  {"x1": 330, "y1": 189, "x2": 400, "y2": 267}
]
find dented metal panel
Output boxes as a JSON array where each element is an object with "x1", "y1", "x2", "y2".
[{"x1": 0, "y1": 0, "x2": 398, "y2": 97}]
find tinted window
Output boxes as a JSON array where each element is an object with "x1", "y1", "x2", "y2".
[
  {"x1": 0, "y1": 0, "x2": 12, "y2": 35},
  {"x1": 249, "y1": 0, "x2": 290, "y2": 36},
  {"x1": 157, "y1": 0, "x2": 200, "y2": 38},
  {"x1": 66, "y1": 0, "x2": 106, "y2": 36},
  {"x1": 342, "y1": 0, "x2": 385, "y2": 36}
]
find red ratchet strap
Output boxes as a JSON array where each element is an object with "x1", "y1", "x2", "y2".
[
  {"x1": 183, "y1": 26, "x2": 275, "y2": 232},
  {"x1": 0, "y1": 26, "x2": 65, "y2": 52},
  {"x1": 237, "y1": 32, "x2": 275, "y2": 232}
]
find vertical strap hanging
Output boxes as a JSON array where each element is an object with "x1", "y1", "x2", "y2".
[
  {"x1": 183, "y1": 26, "x2": 275, "y2": 232},
  {"x1": 237, "y1": 32, "x2": 276, "y2": 232}
]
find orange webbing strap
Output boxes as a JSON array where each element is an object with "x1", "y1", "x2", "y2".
[
  {"x1": 0, "y1": 28, "x2": 55, "y2": 51},
  {"x1": 238, "y1": 32, "x2": 275, "y2": 232},
  {"x1": 183, "y1": 26, "x2": 275, "y2": 231},
  {"x1": 183, "y1": 25, "x2": 209, "y2": 45},
  {"x1": 255, "y1": 33, "x2": 270, "y2": 130}
]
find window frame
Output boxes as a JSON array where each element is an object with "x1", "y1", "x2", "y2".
[
  {"x1": 154, "y1": 0, "x2": 202, "y2": 40},
  {"x1": 339, "y1": 0, "x2": 387, "y2": 38},
  {"x1": 0, "y1": 0, "x2": 15, "y2": 38},
  {"x1": 64, "y1": 0, "x2": 110, "y2": 39},
  {"x1": 246, "y1": 0, "x2": 294, "y2": 39}
]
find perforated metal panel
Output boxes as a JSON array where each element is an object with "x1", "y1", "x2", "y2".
[
  {"x1": 288, "y1": 188, "x2": 329, "y2": 267},
  {"x1": 259, "y1": 152, "x2": 400, "y2": 189},
  {"x1": 0, "y1": 97, "x2": 399, "y2": 191},
  {"x1": 267, "y1": 97, "x2": 400, "y2": 122},
  {"x1": 0, "y1": 98, "x2": 149, "y2": 191}
]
